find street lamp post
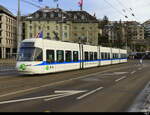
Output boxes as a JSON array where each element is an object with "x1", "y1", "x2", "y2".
[{"x1": 17, "y1": 0, "x2": 21, "y2": 53}]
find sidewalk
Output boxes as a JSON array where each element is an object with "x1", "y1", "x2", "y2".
[{"x1": 128, "y1": 81, "x2": 150, "y2": 112}]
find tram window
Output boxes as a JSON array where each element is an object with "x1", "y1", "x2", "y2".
[
  {"x1": 108, "y1": 53, "x2": 110, "y2": 59},
  {"x1": 57, "y1": 50, "x2": 64, "y2": 63},
  {"x1": 101, "y1": 53, "x2": 104, "y2": 59},
  {"x1": 73, "y1": 51, "x2": 78, "y2": 62},
  {"x1": 113, "y1": 54, "x2": 115, "y2": 59},
  {"x1": 90, "y1": 52, "x2": 94, "y2": 60},
  {"x1": 105, "y1": 53, "x2": 107, "y2": 59},
  {"x1": 84, "y1": 52, "x2": 89, "y2": 61},
  {"x1": 65, "y1": 50, "x2": 72, "y2": 62},
  {"x1": 46, "y1": 50, "x2": 55, "y2": 63},
  {"x1": 116, "y1": 54, "x2": 118, "y2": 59},
  {"x1": 94, "y1": 52, "x2": 97, "y2": 60},
  {"x1": 34, "y1": 48, "x2": 43, "y2": 61}
]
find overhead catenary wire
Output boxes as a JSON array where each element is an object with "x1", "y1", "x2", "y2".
[
  {"x1": 103, "y1": 0, "x2": 128, "y2": 19},
  {"x1": 115, "y1": 0, "x2": 139, "y2": 21},
  {"x1": 21, "y1": 0, "x2": 42, "y2": 9}
]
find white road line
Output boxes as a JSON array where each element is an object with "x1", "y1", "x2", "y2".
[
  {"x1": 138, "y1": 68, "x2": 142, "y2": 70},
  {"x1": 77, "y1": 87, "x2": 104, "y2": 100},
  {"x1": 0, "y1": 93, "x2": 65, "y2": 105},
  {"x1": 115, "y1": 76, "x2": 126, "y2": 82},
  {"x1": 131, "y1": 71, "x2": 136, "y2": 74}
]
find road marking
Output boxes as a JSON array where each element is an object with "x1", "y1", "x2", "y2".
[
  {"x1": 77, "y1": 87, "x2": 104, "y2": 100},
  {"x1": 138, "y1": 68, "x2": 142, "y2": 70},
  {"x1": 44, "y1": 90, "x2": 87, "y2": 101},
  {"x1": 131, "y1": 71, "x2": 136, "y2": 74},
  {"x1": 102, "y1": 72, "x2": 128, "y2": 76},
  {"x1": 113, "y1": 72, "x2": 128, "y2": 75},
  {"x1": 115, "y1": 76, "x2": 126, "y2": 82},
  {"x1": 0, "y1": 90, "x2": 87, "y2": 105},
  {"x1": 0, "y1": 65, "x2": 130, "y2": 99}
]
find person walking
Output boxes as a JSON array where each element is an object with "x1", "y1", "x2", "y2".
[
  {"x1": 140, "y1": 55, "x2": 144, "y2": 65},
  {"x1": 140, "y1": 58, "x2": 143, "y2": 65}
]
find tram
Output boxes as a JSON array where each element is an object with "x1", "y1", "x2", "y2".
[{"x1": 16, "y1": 38, "x2": 127, "y2": 74}]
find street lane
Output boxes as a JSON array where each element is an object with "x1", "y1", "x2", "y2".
[{"x1": 0, "y1": 60, "x2": 149, "y2": 112}]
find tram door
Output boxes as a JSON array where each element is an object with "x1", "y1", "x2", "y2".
[{"x1": 79, "y1": 44, "x2": 84, "y2": 69}]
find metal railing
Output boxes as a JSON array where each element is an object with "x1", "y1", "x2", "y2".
[{"x1": 0, "y1": 53, "x2": 17, "y2": 71}]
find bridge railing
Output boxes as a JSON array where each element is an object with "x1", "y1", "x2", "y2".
[{"x1": 0, "y1": 53, "x2": 17, "y2": 71}]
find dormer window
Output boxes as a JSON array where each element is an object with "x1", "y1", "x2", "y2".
[
  {"x1": 51, "y1": 13, "x2": 54, "y2": 18},
  {"x1": 74, "y1": 15, "x2": 77, "y2": 20},
  {"x1": 43, "y1": 13, "x2": 47, "y2": 18},
  {"x1": 35, "y1": 13, "x2": 39, "y2": 18},
  {"x1": 81, "y1": 15, "x2": 85, "y2": 20},
  {"x1": 58, "y1": 13, "x2": 61, "y2": 18}
]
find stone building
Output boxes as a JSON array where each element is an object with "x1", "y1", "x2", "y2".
[
  {"x1": 143, "y1": 20, "x2": 150, "y2": 51},
  {"x1": 22, "y1": 7, "x2": 99, "y2": 45},
  {"x1": 0, "y1": 5, "x2": 17, "y2": 59},
  {"x1": 124, "y1": 21, "x2": 145, "y2": 52}
]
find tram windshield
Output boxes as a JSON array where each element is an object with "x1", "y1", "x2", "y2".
[{"x1": 17, "y1": 47, "x2": 43, "y2": 61}]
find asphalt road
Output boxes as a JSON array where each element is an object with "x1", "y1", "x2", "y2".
[{"x1": 0, "y1": 60, "x2": 149, "y2": 112}]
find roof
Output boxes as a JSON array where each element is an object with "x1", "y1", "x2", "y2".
[
  {"x1": 0, "y1": 5, "x2": 15, "y2": 18},
  {"x1": 23, "y1": 7, "x2": 98, "y2": 23}
]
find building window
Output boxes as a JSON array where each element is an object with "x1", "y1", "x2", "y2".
[
  {"x1": 81, "y1": 27, "x2": 85, "y2": 30},
  {"x1": 39, "y1": 26, "x2": 41, "y2": 30},
  {"x1": 81, "y1": 15, "x2": 85, "y2": 20},
  {"x1": 56, "y1": 26, "x2": 58, "y2": 30},
  {"x1": 64, "y1": 26, "x2": 67, "y2": 30},
  {"x1": 74, "y1": 33, "x2": 77, "y2": 36},
  {"x1": 74, "y1": 15, "x2": 77, "y2": 20},
  {"x1": 51, "y1": 13, "x2": 54, "y2": 18},
  {"x1": 30, "y1": 33, "x2": 32, "y2": 38},
  {"x1": 74, "y1": 27, "x2": 77, "y2": 29},
  {"x1": 43, "y1": 13, "x2": 47, "y2": 18},
  {"x1": 36, "y1": 13, "x2": 39, "y2": 18},
  {"x1": 30, "y1": 26, "x2": 32, "y2": 30},
  {"x1": 64, "y1": 32, "x2": 67, "y2": 38},
  {"x1": 58, "y1": 13, "x2": 61, "y2": 17},
  {"x1": 47, "y1": 26, "x2": 50, "y2": 30},
  {"x1": 65, "y1": 50, "x2": 72, "y2": 62}
]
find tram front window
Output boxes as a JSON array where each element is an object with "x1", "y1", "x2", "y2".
[{"x1": 18, "y1": 47, "x2": 43, "y2": 61}]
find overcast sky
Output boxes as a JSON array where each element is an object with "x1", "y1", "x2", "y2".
[{"x1": 0, "y1": 0, "x2": 150, "y2": 23}]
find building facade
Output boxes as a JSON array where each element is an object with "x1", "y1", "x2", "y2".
[
  {"x1": 0, "y1": 5, "x2": 17, "y2": 59},
  {"x1": 143, "y1": 20, "x2": 150, "y2": 51},
  {"x1": 124, "y1": 21, "x2": 145, "y2": 52},
  {"x1": 22, "y1": 7, "x2": 99, "y2": 45}
]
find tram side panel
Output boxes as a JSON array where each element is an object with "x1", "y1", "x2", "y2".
[
  {"x1": 100, "y1": 47, "x2": 111, "y2": 66},
  {"x1": 111, "y1": 48, "x2": 120, "y2": 64},
  {"x1": 43, "y1": 40, "x2": 80, "y2": 73},
  {"x1": 82, "y1": 45, "x2": 99, "y2": 69},
  {"x1": 120, "y1": 49, "x2": 127, "y2": 63}
]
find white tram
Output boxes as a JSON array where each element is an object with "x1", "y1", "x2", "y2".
[{"x1": 16, "y1": 38, "x2": 127, "y2": 74}]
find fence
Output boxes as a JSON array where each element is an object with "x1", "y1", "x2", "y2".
[{"x1": 0, "y1": 53, "x2": 17, "y2": 71}]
